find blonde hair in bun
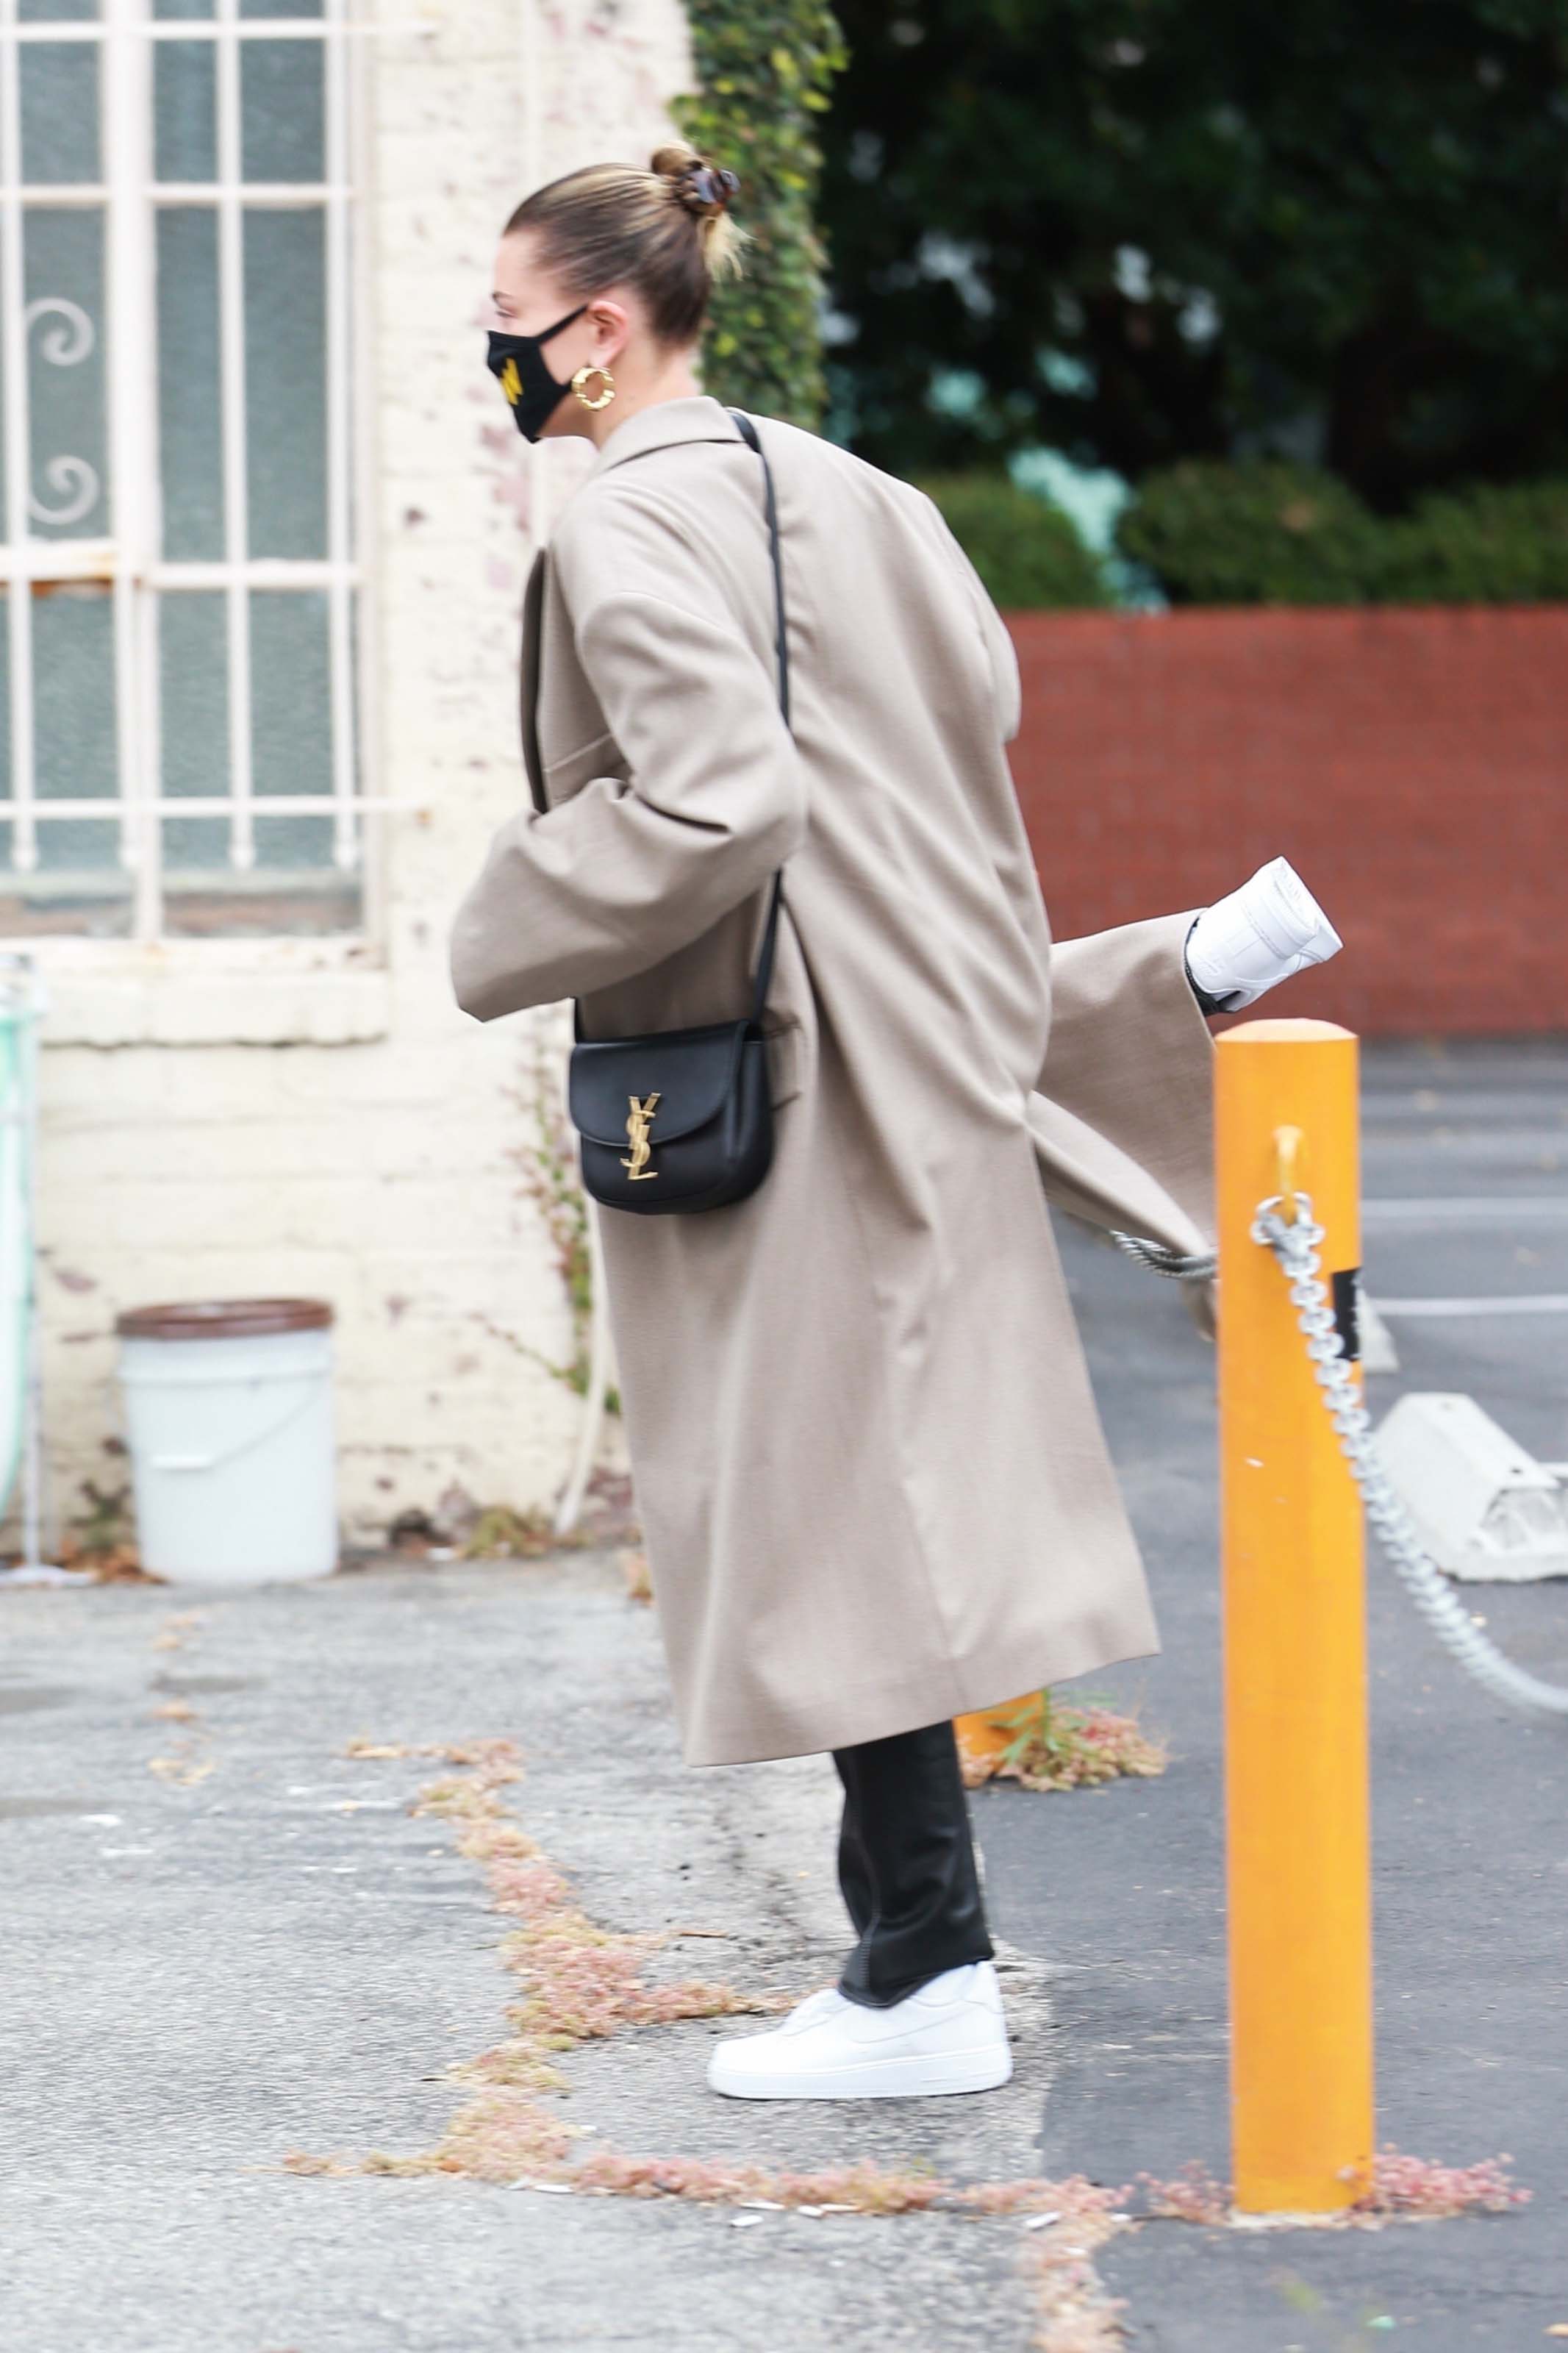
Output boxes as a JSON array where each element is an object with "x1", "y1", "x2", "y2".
[
  {"x1": 649, "y1": 141, "x2": 750, "y2": 285},
  {"x1": 503, "y1": 143, "x2": 751, "y2": 348}
]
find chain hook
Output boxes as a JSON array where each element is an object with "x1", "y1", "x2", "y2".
[{"x1": 1273, "y1": 1123, "x2": 1304, "y2": 1227}]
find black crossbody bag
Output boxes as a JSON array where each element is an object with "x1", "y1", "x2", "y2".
[{"x1": 565, "y1": 408, "x2": 790, "y2": 1215}]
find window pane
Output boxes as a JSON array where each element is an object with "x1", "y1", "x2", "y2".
[
  {"x1": 0, "y1": 592, "x2": 128, "y2": 938},
  {"x1": 6, "y1": 586, "x2": 131, "y2": 936},
  {"x1": 242, "y1": 39, "x2": 323, "y2": 182},
  {"x1": 244, "y1": 208, "x2": 326, "y2": 558},
  {"x1": 157, "y1": 208, "x2": 223, "y2": 561},
  {"x1": 250, "y1": 589, "x2": 352, "y2": 913},
  {"x1": 2, "y1": 4, "x2": 357, "y2": 942},
  {"x1": 159, "y1": 590, "x2": 228, "y2": 876},
  {"x1": 252, "y1": 589, "x2": 330, "y2": 807},
  {"x1": 19, "y1": 42, "x2": 100, "y2": 183},
  {"x1": 162, "y1": 590, "x2": 358, "y2": 936},
  {"x1": 25, "y1": 209, "x2": 107, "y2": 541},
  {"x1": 154, "y1": 40, "x2": 215, "y2": 183},
  {"x1": 35, "y1": 588, "x2": 117, "y2": 839}
]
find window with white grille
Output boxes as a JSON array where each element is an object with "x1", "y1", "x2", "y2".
[{"x1": 0, "y1": 0, "x2": 363, "y2": 941}]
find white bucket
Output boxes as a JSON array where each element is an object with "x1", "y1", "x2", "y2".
[{"x1": 115, "y1": 1299, "x2": 337, "y2": 1588}]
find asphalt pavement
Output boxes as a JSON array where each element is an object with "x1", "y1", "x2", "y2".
[{"x1": 979, "y1": 1037, "x2": 1568, "y2": 2346}]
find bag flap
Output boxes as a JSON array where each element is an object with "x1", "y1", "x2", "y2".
[{"x1": 569, "y1": 1018, "x2": 752, "y2": 1147}]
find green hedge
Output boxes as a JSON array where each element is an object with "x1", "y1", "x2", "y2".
[
  {"x1": 1115, "y1": 463, "x2": 1382, "y2": 607},
  {"x1": 914, "y1": 474, "x2": 1111, "y2": 610},
  {"x1": 1118, "y1": 461, "x2": 1568, "y2": 606},
  {"x1": 1378, "y1": 479, "x2": 1568, "y2": 604}
]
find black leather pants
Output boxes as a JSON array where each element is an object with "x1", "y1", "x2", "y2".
[
  {"x1": 820, "y1": 939, "x2": 1211, "y2": 2009},
  {"x1": 830, "y1": 1719, "x2": 995, "y2": 2008}
]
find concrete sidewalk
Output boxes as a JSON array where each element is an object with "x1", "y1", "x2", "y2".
[
  {"x1": 2, "y1": 1552, "x2": 1062, "y2": 2352},
  {"x1": 4, "y1": 1039, "x2": 1565, "y2": 2349}
]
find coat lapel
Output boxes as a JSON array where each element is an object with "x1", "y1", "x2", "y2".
[
  {"x1": 518, "y1": 541, "x2": 548, "y2": 813},
  {"x1": 518, "y1": 399, "x2": 751, "y2": 810},
  {"x1": 583, "y1": 392, "x2": 748, "y2": 482}
]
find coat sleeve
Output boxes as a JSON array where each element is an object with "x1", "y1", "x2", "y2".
[
  {"x1": 913, "y1": 490, "x2": 1022, "y2": 743},
  {"x1": 1028, "y1": 909, "x2": 1220, "y2": 1336},
  {"x1": 448, "y1": 485, "x2": 809, "y2": 1024}
]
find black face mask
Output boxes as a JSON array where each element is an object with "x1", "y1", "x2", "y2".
[{"x1": 486, "y1": 302, "x2": 590, "y2": 443}]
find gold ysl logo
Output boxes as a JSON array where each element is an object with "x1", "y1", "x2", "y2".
[
  {"x1": 622, "y1": 1093, "x2": 661, "y2": 1181},
  {"x1": 498, "y1": 355, "x2": 521, "y2": 405}
]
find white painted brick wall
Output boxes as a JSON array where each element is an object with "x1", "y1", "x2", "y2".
[{"x1": 18, "y1": 0, "x2": 695, "y2": 1558}]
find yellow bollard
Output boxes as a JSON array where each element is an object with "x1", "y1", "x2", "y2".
[{"x1": 1215, "y1": 1018, "x2": 1374, "y2": 2215}]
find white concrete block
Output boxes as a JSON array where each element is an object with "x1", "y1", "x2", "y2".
[{"x1": 1374, "y1": 1393, "x2": 1568, "y2": 1582}]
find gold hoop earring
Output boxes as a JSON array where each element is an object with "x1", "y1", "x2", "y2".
[{"x1": 571, "y1": 364, "x2": 616, "y2": 411}]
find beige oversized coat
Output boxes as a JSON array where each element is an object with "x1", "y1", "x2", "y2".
[{"x1": 449, "y1": 393, "x2": 1217, "y2": 1768}]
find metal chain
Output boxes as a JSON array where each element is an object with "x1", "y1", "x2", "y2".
[
  {"x1": 1250, "y1": 1192, "x2": 1568, "y2": 1719},
  {"x1": 1111, "y1": 1205, "x2": 1567, "y2": 1714},
  {"x1": 1108, "y1": 1231, "x2": 1217, "y2": 1282}
]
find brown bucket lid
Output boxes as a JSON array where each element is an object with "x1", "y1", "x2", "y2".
[{"x1": 115, "y1": 1298, "x2": 334, "y2": 1341}]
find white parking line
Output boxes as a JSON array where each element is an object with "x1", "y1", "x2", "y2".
[
  {"x1": 1364, "y1": 1198, "x2": 1568, "y2": 1222},
  {"x1": 1373, "y1": 1296, "x2": 1568, "y2": 1318}
]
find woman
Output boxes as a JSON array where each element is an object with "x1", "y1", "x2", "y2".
[{"x1": 450, "y1": 145, "x2": 1342, "y2": 2103}]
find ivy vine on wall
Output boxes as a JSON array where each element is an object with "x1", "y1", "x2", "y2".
[{"x1": 672, "y1": 1, "x2": 848, "y2": 429}]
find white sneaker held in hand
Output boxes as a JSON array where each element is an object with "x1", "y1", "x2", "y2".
[
  {"x1": 1184, "y1": 854, "x2": 1343, "y2": 1013},
  {"x1": 706, "y1": 1960, "x2": 1012, "y2": 2101}
]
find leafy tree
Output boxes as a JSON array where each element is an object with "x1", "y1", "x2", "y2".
[
  {"x1": 674, "y1": 0, "x2": 848, "y2": 427},
  {"x1": 818, "y1": 0, "x2": 1568, "y2": 505}
]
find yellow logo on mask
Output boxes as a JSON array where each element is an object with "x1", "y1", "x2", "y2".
[{"x1": 499, "y1": 357, "x2": 521, "y2": 405}]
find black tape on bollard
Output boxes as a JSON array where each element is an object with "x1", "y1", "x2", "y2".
[{"x1": 1331, "y1": 1266, "x2": 1362, "y2": 1365}]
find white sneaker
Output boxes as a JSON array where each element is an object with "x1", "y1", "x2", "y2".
[
  {"x1": 706, "y1": 1960, "x2": 1013, "y2": 2100},
  {"x1": 1184, "y1": 855, "x2": 1343, "y2": 1012}
]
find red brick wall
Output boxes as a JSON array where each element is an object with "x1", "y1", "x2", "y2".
[{"x1": 1003, "y1": 607, "x2": 1568, "y2": 1036}]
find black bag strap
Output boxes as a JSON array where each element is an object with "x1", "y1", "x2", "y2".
[{"x1": 725, "y1": 407, "x2": 788, "y2": 1024}]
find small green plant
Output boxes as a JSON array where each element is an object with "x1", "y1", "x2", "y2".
[
  {"x1": 503, "y1": 1032, "x2": 593, "y2": 1393},
  {"x1": 55, "y1": 1479, "x2": 140, "y2": 1577},
  {"x1": 498, "y1": 1025, "x2": 618, "y2": 1413},
  {"x1": 458, "y1": 1505, "x2": 561, "y2": 1562},
  {"x1": 916, "y1": 474, "x2": 1112, "y2": 609},
  {"x1": 69, "y1": 1477, "x2": 134, "y2": 1550},
  {"x1": 985, "y1": 1688, "x2": 1167, "y2": 1791}
]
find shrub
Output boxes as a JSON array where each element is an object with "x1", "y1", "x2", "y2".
[
  {"x1": 914, "y1": 474, "x2": 1111, "y2": 610},
  {"x1": 1381, "y1": 479, "x2": 1568, "y2": 603},
  {"x1": 1116, "y1": 460, "x2": 1386, "y2": 606},
  {"x1": 1118, "y1": 460, "x2": 1568, "y2": 606}
]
